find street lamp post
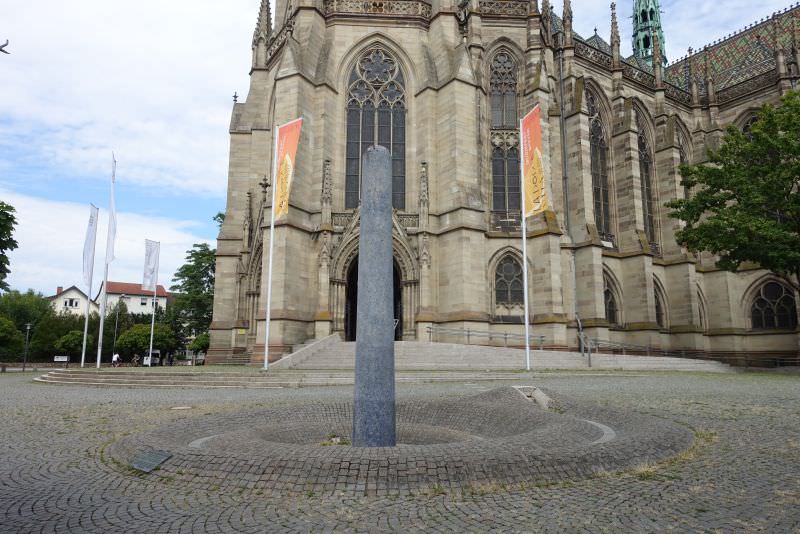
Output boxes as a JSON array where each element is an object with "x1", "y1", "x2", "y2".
[
  {"x1": 23, "y1": 323, "x2": 31, "y2": 372},
  {"x1": 112, "y1": 294, "x2": 127, "y2": 356}
]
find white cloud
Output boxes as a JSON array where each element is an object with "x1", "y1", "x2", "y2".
[
  {"x1": 2, "y1": 189, "x2": 212, "y2": 296},
  {"x1": 0, "y1": 0, "x2": 262, "y2": 196}
]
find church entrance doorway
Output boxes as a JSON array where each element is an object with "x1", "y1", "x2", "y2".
[{"x1": 344, "y1": 255, "x2": 402, "y2": 342}]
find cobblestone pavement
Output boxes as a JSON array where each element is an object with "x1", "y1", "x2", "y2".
[{"x1": 1, "y1": 372, "x2": 799, "y2": 533}]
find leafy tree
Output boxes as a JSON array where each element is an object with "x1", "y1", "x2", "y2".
[
  {"x1": 0, "y1": 289, "x2": 51, "y2": 332},
  {"x1": 667, "y1": 91, "x2": 800, "y2": 291},
  {"x1": 115, "y1": 324, "x2": 177, "y2": 358},
  {"x1": 54, "y1": 330, "x2": 87, "y2": 358},
  {"x1": 0, "y1": 316, "x2": 23, "y2": 359},
  {"x1": 188, "y1": 332, "x2": 209, "y2": 353},
  {"x1": 170, "y1": 243, "x2": 216, "y2": 337},
  {"x1": 29, "y1": 310, "x2": 84, "y2": 361},
  {"x1": 0, "y1": 201, "x2": 18, "y2": 292}
]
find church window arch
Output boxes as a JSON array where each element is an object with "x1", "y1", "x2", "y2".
[
  {"x1": 636, "y1": 110, "x2": 658, "y2": 252},
  {"x1": 604, "y1": 272, "x2": 622, "y2": 327},
  {"x1": 345, "y1": 47, "x2": 407, "y2": 210},
  {"x1": 654, "y1": 277, "x2": 668, "y2": 329},
  {"x1": 586, "y1": 88, "x2": 613, "y2": 241},
  {"x1": 490, "y1": 50, "x2": 521, "y2": 219},
  {"x1": 750, "y1": 281, "x2": 798, "y2": 330},
  {"x1": 493, "y1": 253, "x2": 525, "y2": 322}
]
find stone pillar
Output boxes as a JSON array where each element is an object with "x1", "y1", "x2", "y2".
[{"x1": 352, "y1": 146, "x2": 396, "y2": 448}]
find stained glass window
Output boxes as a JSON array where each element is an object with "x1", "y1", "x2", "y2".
[
  {"x1": 346, "y1": 48, "x2": 406, "y2": 209},
  {"x1": 604, "y1": 275, "x2": 619, "y2": 327}
]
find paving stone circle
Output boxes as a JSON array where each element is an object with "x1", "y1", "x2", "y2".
[{"x1": 107, "y1": 386, "x2": 692, "y2": 496}]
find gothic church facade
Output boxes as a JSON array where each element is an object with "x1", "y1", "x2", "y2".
[{"x1": 209, "y1": 0, "x2": 800, "y2": 364}]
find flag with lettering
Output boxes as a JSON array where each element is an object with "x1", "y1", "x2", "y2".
[
  {"x1": 273, "y1": 118, "x2": 303, "y2": 220},
  {"x1": 520, "y1": 105, "x2": 548, "y2": 217}
]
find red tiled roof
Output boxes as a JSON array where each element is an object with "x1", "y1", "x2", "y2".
[{"x1": 101, "y1": 281, "x2": 168, "y2": 298}]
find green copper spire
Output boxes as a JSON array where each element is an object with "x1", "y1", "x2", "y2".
[{"x1": 632, "y1": 0, "x2": 667, "y2": 66}]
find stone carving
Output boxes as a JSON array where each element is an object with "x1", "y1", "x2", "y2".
[
  {"x1": 479, "y1": 0, "x2": 528, "y2": 16},
  {"x1": 456, "y1": 0, "x2": 470, "y2": 34},
  {"x1": 321, "y1": 160, "x2": 332, "y2": 204},
  {"x1": 491, "y1": 130, "x2": 520, "y2": 150},
  {"x1": 575, "y1": 40, "x2": 613, "y2": 68},
  {"x1": 419, "y1": 162, "x2": 429, "y2": 208},
  {"x1": 419, "y1": 234, "x2": 431, "y2": 268},
  {"x1": 623, "y1": 62, "x2": 656, "y2": 89},
  {"x1": 265, "y1": 17, "x2": 296, "y2": 66},
  {"x1": 319, "y1": 233, "x2": 331, "y2": 267},
  {"x1": 324, "y1": 0, "x2": 431, "y2": 18}
]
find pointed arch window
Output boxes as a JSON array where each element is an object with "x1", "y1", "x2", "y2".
[
  {"x1": 587, "y1": 90, "x2": 612, "y2": 241},
  {"x1": 751, "y1": 282, "x2": 798, "y2": 330},
  {"x1": 490, "y1": 51, "x2": 518, "y2": 129},
  {"x1": 637, "y1": 112, "x2": 658, "y2": 251},
  {"x1": 490, "y1": 51, "x2": 520, "y2": 221},
  {"x1": 604, "y1": 274, "x2": 620, "y2": 327},
  {"x1": 346, "y1": 48, "x2": 406, "y2": 210},
  {"x1": 495, "y1": 255, "x2": 524, "y2": 305},
  {"x1": 654, "y1": 282, "x2": 667, "y2": 329}
]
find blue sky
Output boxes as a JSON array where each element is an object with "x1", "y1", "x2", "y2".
[{"x1": 0, "y1": 0, "x2": 794, "y2": 295}]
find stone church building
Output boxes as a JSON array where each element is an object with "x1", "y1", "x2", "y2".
[{"x1": 209, "y1": 0, "x2": 800, "y2": 364}]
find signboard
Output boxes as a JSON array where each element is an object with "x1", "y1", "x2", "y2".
[
  {"x1": 53, "y1": 355, "x2": 69, "y2": 363},
  {"x1": 273, "y1": 118, "x2": 303, "y2": 220}
]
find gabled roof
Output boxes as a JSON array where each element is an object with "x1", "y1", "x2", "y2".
[
  {"x1": 97, "y1": 281, "x2": 169, "y2": 299},
  {"x1": 47, "y1": 285, "x2": 91, "y2": 301},
  {"x1": 584, "y1": 32, "x2": 612, "y2": 55}
]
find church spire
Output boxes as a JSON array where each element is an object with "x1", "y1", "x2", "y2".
[
  {"x1": 632, "y1": 0, "x2": 667, "y2": 67},
  {"x1": 253, "y1": 0, "x2": 273, "y2": 47}
]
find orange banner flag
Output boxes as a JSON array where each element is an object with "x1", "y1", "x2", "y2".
[
  {"x1": 273, "y1": 118, "x2": 303, "y2": 220},
  {"x1": 520, "y1": 105, "x2": 547, "y2": 217}
]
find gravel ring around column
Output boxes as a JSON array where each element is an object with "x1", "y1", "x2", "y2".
[{"x1": 107, "y1": 387, "x2": 692, "y2": 496}]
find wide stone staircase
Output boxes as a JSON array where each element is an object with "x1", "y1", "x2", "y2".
[{"x1": 272, "y1": 335, "x2": 733, "y2": 372}]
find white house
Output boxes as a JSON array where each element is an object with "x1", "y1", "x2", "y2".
[
  {"x1": 96, "y1": 281, "x2": 169, "y2": 314},
  {"x1": 48, "y1": 286, "x2": 99, "y2": 316}
]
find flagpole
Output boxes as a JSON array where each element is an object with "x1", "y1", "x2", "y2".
[
  {"x1": 96, "y1": 155, "x2": 117, "y2": 369},
  {"x1": 264, "y1": 129, "x2": 280, "y2": 370},
  {"x1": 520, "y1": 117, "x2": 532, "y2": 372},
  {"x1": 147, "y1": 281, "x2": 158, "y2": 368},
  {"x1": 81, "y1": 205, "x2": 98, "y2": 368}
]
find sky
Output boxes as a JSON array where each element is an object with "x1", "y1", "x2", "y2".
[{"x1": 0, "y1": 0, "x2": 793, "y2": 296}]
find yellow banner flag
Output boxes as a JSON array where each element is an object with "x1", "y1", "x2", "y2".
[
  {"x1": 273, "y1": 118, "x2": 303, "y2": 220},
  {"x1": 520, "y1": 105, "x2": 547, "y2": 217}
]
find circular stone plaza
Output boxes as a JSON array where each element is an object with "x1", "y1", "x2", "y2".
[{"x1": 1, "y1": 364, "x2": 799, "y2": 533}]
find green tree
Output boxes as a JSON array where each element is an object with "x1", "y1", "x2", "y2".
[
  {"x1": 188, "y1": 332, "x2": 209, "y2": 353},
  {"x1": 29, "y1": 310, "x2": 84, "y2": 361},
  {"x1": 170, "y1": 243, "x2": 216, "y2": 337},
  {"x1": 667, "y1": 90, "x2": 800, "y2": 291},
  {"x1": 0, "y1": 289, "x2": 51, "y2": 332},
  {"x1": 0, "y1": 316, "x2": 23, "y2": 359},
  {"x1": 54, "y1": 330, "x2": 87, "y2": 358},
  {"x1": 115, "y1": 324, "x2": 177, "y2": 358},
  {"x1": 0, "y1": 201, "x2": 19, "y2": 292}
]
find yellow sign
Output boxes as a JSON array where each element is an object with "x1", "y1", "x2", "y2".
[{"x1": 520, "y1": 105, "x2": 548, "y2": 217}]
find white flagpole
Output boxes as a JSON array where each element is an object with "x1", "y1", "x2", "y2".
[
  {"x1": 81, "y1": 204, "x2": 99, "y2": 368},
  {"x1": 264, "y1": 129, "x2": 280, "y2": 370},
  {"x1": 520, "y1": 117, "x2": 532, "y2": 371},
  {"x1": 96, "y1": 155, "x2": 117, "y2": 369},
  {"x1": 147, "y1": 252, "x2": 159, "y2": 368}
]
